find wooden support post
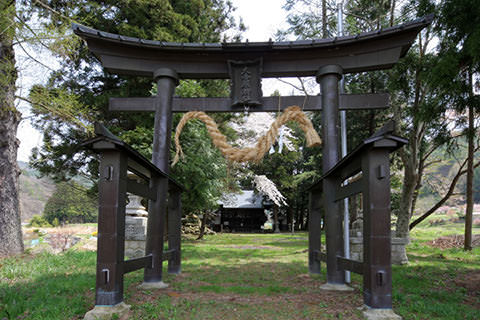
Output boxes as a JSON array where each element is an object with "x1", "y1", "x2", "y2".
[
  {"x1": 143, "y1": 68, "x2": 178, "y2": 286},
  {"x1": 317, "y1": 65, "x2": 346, "y2": 287},
  {"x1": 95, "y1": 150, "x2": 128, "y2": 306},
  {"x1": 308, "y1": 189, "x2": 323, "y2": 274},
  {"x1": 168, "y1": 189, "x2": 182, "y2": 274},
  {"x1": 362, "y1": 148, "x2": 393, "y2": 308}
]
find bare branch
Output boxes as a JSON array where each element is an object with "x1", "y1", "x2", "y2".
[
  {"x1": 422, "y1": 159, "x2": 442, "y2": 169},
  {"x1": 342, "y1": 12, "x2": 375, "y2": 29},
  {"x1": 410, "y1": 155, "x2": 480, "y2": 230},
  {"x1": 421, "y1": 143, "x2": 440, "y2": 163},
  {"x1": 276, "y1": 77, "x2": 305, "y2": 93}
]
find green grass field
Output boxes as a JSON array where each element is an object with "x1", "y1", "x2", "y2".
[{"x1": 1, "y1": 221, "x2": 479, "y2": 320}]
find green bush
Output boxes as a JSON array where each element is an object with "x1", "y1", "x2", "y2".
[
  {"x1": 43, "y1": 181, "x2": 97, "y2": 224},
  {"x1": 28, "y1": 215, "x2": 52, "y2": 228},
  {"x1": 52, "y1": 217, "x2": 60, "y2": 227}
]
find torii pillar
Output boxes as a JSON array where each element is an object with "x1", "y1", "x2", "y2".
[
  {"x1": 139, "y1": 68, "x2": 179, "y2": 289},
  {"x1": 316, "y1": 65, "x2": 352, "y2": 290}
]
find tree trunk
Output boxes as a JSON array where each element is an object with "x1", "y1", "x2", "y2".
[
  {"x1": 304, "y1": 205, "x2": 309, "y2": 230},
  {"x1": 288, "y1": 206, "x2": 294, "y2": 232},
  {"x1": 464, "y1": 86, "x2": 474, "y2": 251},
  {"x1": 0, "y1": 0, "x2": 24, "y2": 256},
  {"x1": 410, "y1": 155, "x2": 426, "y2": 217},
  {"x1": 322, "y1": 0, "x2": 327, "y2": 38},
  {"x1": 273, "y1": 205, "x2": 280, "y2": 233},
  {"x1": 297, "y1": 199, "x2": 305, "y2": 230},
  {"x1": 396, "y1": 159, "x2": 417, "y2": 238},
  {"x1": 197, "y1": 213, "x2": 207, "y2": 240},
  {"x1": 389, "y1": 0, "x2": 396, "y2": 27}
]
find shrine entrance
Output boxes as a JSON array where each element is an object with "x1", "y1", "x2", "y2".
[{"x1": 76, "y1": 14, "x2": 432, "y2": 320}]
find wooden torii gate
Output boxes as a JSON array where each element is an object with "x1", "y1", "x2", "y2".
[{"x1": 74, "y1": 14, "x2": 432, "y2": 319}]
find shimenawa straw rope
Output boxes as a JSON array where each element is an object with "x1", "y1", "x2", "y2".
[{"x1": 172, "y1": 106, "x2": 321, "y2": 166}]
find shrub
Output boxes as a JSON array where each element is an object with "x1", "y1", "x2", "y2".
[
  {"x1": 52, "y1": 218, "x2": 60, "y2": 227},
  {"x1": 43, "y1": 181, "x2": 97, "y2": 225},
  {"x1": 29, "y1": 215, "x2": 52, "y2": 228}
]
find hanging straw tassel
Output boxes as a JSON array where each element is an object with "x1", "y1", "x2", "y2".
[{"x1": 172, "y1": 106, "x2": 321, "y2": 166}]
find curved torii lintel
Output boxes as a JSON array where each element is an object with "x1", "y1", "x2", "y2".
[{"x1": 72, "y1": 14, "x2": 433, "y2": 79}]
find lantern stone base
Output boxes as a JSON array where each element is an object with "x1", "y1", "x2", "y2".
[
  {"x1": 125, "y1": 240, "x2": 146, "y2": 259},
  {"x1": 350, "y1": 237, "x2": 409, "y2": 265},
  {"x1": 125, "y1": 216, "x2": 147, "y2": 259},
  {"x1": 138, "y1": 281, "x2": 169, "y2": 290},
  {"x1": 83, "y1": 302, "x2": 130, "y2": 320},
  {"x1": 361, "y1": 306, "x2": 402, "y2": 320},
  {"x1": 319, "y1": 283, "x2": 354, "y2": 291}
]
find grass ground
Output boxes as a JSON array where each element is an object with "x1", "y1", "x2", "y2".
[{"x1": 0, "y1": 221, "x2": 479, "y2": 320}]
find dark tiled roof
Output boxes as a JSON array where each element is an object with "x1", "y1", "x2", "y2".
[
  {"x1": 72, "y1": 15, "x2": 433, "y2": 53},
  {"x1": 219, "y1": 190, "x2": 264, "y2": 209}
]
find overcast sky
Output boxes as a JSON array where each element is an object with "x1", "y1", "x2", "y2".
[{"x1": 15, "y1": 0, "x2": 301, "y2": 161}]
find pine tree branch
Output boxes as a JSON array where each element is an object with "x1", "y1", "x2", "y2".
[
  {"x1": 13, "y1": 12, "x2": 54, "y2": 51},
  {"x1": 14, "y1": 95, "x2": 91, "y2": 132},
  {"x1": 0, "y1": 20, "x2": 16, "y2": 36},
  {"x1": 14, "y1": 35, "x2": 55, "y2": 71},
  {"x1": 33, "y1": 0, "x2": 76, "y2": 24}
]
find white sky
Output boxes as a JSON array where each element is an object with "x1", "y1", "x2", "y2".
[
  {"x1": 15, "y1": 0, "x2": 306, "y2": 161},
  {"x1": 15, "y1": 42, "x2": 58, "y2": 162}
]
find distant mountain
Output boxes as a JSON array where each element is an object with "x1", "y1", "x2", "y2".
[{"x1": 18, "y1": 161, "x2": 55, "y2": 222}]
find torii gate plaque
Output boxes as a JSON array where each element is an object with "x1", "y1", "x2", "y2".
[{"x1": 74, "y1": 14, "x2": 432, "y2": 316}]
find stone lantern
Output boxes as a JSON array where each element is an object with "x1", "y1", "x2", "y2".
[
  {"x1": 349, "y1": 210, "x2": 409, "y2": 265},
  {"x1": 125, "y1": 173, "x2": 148, "y2": 258}
]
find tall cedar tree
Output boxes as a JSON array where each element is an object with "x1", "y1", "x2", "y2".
[
  {"x1": 277, "y1": 1, "x2": 464, "y2": 239},
  {"x1": 29, "y1": 1, "x2": 243, "y2": 215},
  {"x1": 269, "y1": 0, "x2": 397, "y2": 230},
  {"x1": 0, "y1": 0, "x2": 24, "y2": 256},
  {"x1": 432, "y1": 0, "x2": 480, "y2": 250}
]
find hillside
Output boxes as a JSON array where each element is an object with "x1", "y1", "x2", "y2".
[{"x1": 18, "y1": 161, "x2": 56, "y2": 222}]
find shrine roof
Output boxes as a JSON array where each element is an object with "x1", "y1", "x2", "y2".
[
  {"x1": 307, "y1": 121, "x2": 407, "y2": 192},
  {"x1": 72, "y1": 15, "x2": 432, "y2": 52},
  {"x1": 82, "y1": 123, "x2": 184, "y2": 191},
  {"x1": 219, "y1": 190, "x2": 264, "y2": 209},
  {"x1": 73, "y1": 14, "x2": 433, "y2": 78}
]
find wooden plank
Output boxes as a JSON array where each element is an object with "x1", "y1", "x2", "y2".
[
  {"x1": 338, "y1": 156, "x2": 362, "y2": 181},
  {"x1": 95, "y1": 150, "x2": 127, "y2": 306},
  {"x1": 308, "y1": 155, "x2": 361, "y2": 192},
  {"x1": 337, "y1": 257, "x2": 364, "y2": 275},
  {"x1": 362, "y1": 148, "x2": 393, "y2": 308},
  {"x1": 335, "y1": 179, "x2": 363, "y2": 202},
  {"x1": 126, "y1": 180, "x2": 157, "y2": 201},
  {"x1": 123, "y1": 255, "x2": 153, "y2": 274},
  {"x1": 313, "y1": 250, "x2": 327, "y2": 262},
  {"x1": 144, "y1": 175, "x2": 168, "y2": 283},
  {"x1": 109, "y1": 94, "x2": 389, "y2": 113},
  {"x1": 309, "y1": 190, "x2": 322, "y2": 274},
  {"x1": 167, "y1": 191, "x2": 182, "y2": 274},
  {"x1": 88, "y1": 137, "x2": 184, "y2": 191},
  {"x1": 162, "y1": 249, "x2": 175, "y2": 261}
]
